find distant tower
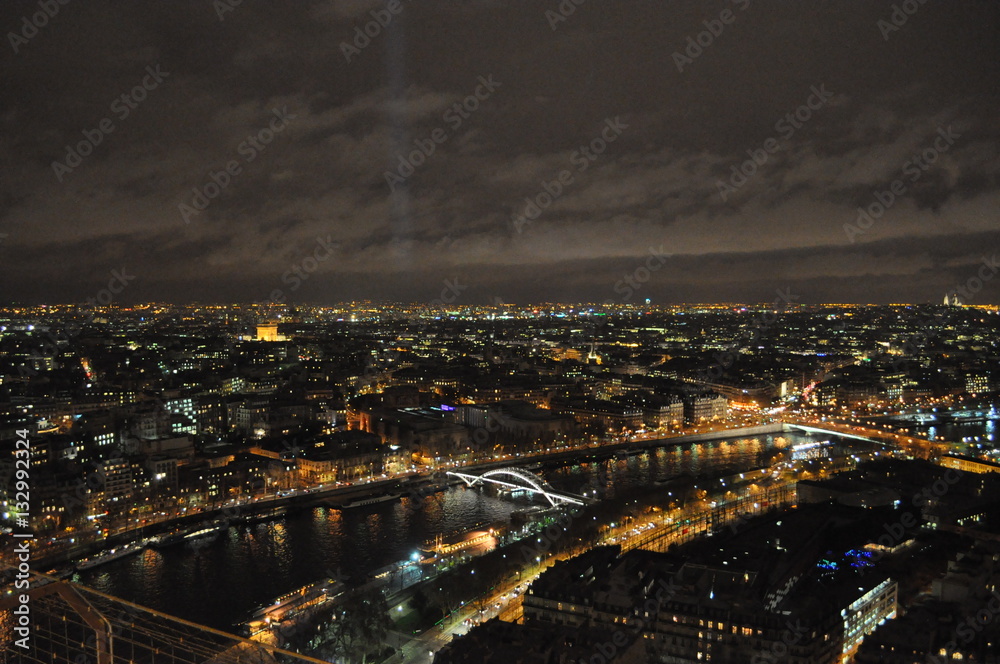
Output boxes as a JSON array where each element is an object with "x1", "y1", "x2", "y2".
[
  {"x1": 485, "y1": 330, "x2": 498, "y2": 365},
  {"x1": 587, "y1": 341, "x2": 602, "y2": 365},
  {"x1": 944, "y1": 292, "x2": 964, "y2": 307}
]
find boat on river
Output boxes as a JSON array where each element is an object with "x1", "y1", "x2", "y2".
[
  {"x1": 335, "y1": 493, "x2": 402, "y2": 509},
  {"x1": 77, "y1": 541, "x2": 147, "y2": 570}
]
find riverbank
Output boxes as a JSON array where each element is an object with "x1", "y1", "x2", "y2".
[
  {"x1": 447, "y1": 421, "x2": 789, "y2": 474},
  {"x1": 37, "y1": 422, "x2": 866, "y2": 632},
  {"x1": 22, "y1": 420, "x2": 812, "y2": 570}
]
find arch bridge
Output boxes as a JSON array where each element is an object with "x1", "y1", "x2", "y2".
[{"x1": 447, "y1": 467, "x2": 590, "y2": 506}]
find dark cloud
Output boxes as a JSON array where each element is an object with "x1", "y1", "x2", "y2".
[{"x1": 0, "y1": 0, "x2": 997, "y2": 304}]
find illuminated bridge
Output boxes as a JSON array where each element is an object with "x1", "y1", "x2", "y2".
[
  {"x1": 447, "y1": 468, "x2": 591, "y2": 506},
  {"x1": 1, "y1": 573, "x2": 326, "y2": 664}
]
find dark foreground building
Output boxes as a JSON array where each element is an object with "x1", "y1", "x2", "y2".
[{"x1": 440, "y1": 504, "x2": 902, "y2": 664}]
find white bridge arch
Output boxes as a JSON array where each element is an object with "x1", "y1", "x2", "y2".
[{"x1": 447, "y1": 468, "x2": 587, "y2": 506}]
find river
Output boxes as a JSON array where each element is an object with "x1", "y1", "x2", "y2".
[
  {"x1": 905, "y1": 419, "x2": 996, "y2": 444},
  {"x1": 77, "y1": 430, "x2": 823, "y2": 630}
]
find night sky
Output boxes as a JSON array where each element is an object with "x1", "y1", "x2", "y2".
[{"x1": 1, "y1": 0, "x2": 998, "y2": 305}]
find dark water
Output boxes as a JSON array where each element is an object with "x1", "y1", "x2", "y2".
[
  {"x1": 79, "y1": 432, "x2": 807, "y2": 629},
  {"x1": 874, "y1": 405, "x2": 998, "y2": 445},
  {"x1": 80, "y1": 487, "x2": 519, "y2": 630},
  {"x1": 907, "y1": 419, "x2": 996, "y2": 445},
  {"x1": 546, "y1": 434, "x2": 777, "y2": 497}
]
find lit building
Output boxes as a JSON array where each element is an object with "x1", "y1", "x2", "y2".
[
  {"x1": 684, "y1": 394, "x2": 729, "y2": 423},
  {"x1": 101, "y1": 458, "x2": 133, "y2": 504},
  {"x1": 939, "y1": 454, "x2": 1000, "y2": 475},
  {"x1": 840, "y1": 577, "x2": 898, "y2": 662},
  {"x1": 964, "y1": 373, "x2": 990, "y2": 395},
  {"x1": 255, "y1": 322, "x2": 283, "y2": 342}
]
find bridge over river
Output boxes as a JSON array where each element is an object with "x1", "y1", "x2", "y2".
[{"x1": 446, "y1": 468, "x2": 594, "y2": 506}]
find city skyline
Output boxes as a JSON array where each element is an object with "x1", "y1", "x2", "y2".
[
  {"x1": 2, "y1": 297, "x2": 1000, "y2": 662},
  {"x1": 3, "y1": 2, "x2": 1000, "y2": 662},
  {"x1": 2, "y1": 299, "x2": 998, "y2": 310}
]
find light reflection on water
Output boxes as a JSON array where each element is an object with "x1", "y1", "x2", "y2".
[
  {"x1": 80, "y1": 432, "x2": 800, "y2": 629},
  {"x1": 911, "y1": 418, "x2": 995, "y2": 443}
]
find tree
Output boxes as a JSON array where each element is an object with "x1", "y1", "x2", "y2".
[
  {"x1": 410, "y1": 588, "x2": 429, "y2": 616},
  {"x1": 313, "y1": 585, "x2": 392, "y2": 664},
  {"x1": 426, "y1": 577, "x2": 461, "y2": 619}
]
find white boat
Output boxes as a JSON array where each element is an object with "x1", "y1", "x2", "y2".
[
  {"x1": 78, "y1": 542, "x2": 145, "y2": 570},
  {"x1": 151, "y1": 521, "x2": 227, "y2": 548},
  {"x1": 248, "y1": 576, "x2": 341, "y2": 622},
  {"x1": 183, "y1": 522, "x2": 226, "y2": 542},
  {"x1": 150, "y1": 530, "x2": 186, "y2": 548}
]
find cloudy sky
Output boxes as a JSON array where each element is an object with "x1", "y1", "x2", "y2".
[{"x1": 1, "y1": 0, "x2": 998, "y2": 305}]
